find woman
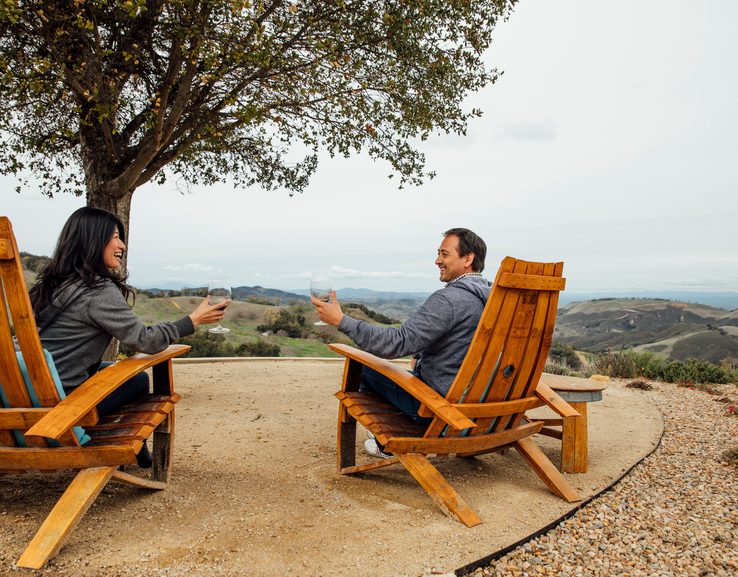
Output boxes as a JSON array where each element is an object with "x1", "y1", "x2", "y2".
[{"x1": 29, "y1": 207, "x2": 227, "y2": 465}]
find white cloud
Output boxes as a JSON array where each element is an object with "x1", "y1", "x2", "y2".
[
  {"x1": 295, "y1": 265, "x2": 432, "y2": 280},
  {"x1": 164, "y1": 263, "x2": 220, "y2": 273},
  {"x1": 494, "y1": 121, "x2": 557, "y2": 142}
]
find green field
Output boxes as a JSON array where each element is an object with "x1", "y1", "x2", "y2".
[{"x1": 132, "y1": 295, "x2": 357, "y2": 357}]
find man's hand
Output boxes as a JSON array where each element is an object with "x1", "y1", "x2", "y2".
[{"x1": 311, "y1": 290, "x2": 344, "y2": 326}]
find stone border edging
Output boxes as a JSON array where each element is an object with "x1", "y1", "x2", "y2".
[{"x1": 455, "y1": 409, "x2": 666, "y2": 576}]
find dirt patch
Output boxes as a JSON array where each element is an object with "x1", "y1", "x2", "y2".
[{"x1": 0, "y1": 361, "x2": 662, "y2": 577}]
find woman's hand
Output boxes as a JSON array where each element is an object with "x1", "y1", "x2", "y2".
[
  {"x1": 189, "y1": 298, "x2": 231, "y2": 327},
  {"x1": 310, "y1": 290, "x2": 344, "y2": 326}
]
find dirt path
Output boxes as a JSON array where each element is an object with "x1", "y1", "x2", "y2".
[{"x1": 0, "y1": 361, "x2": 662, "y2": 577}]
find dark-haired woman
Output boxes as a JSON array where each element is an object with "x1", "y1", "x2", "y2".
[{"x1": 29, "y1": 207, "x2": 228, "y2": 466}]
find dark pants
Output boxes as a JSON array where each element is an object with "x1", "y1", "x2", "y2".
[
  {"x1": 359, "y1": 367, "x2": 432, "y2": 425},
  {"x1": 95, "y1": 362, "x2": 150, "y2": 418}
]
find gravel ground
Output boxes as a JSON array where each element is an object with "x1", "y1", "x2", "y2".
[{"x1": 471, "y1": 382, "x2": 738, "y2": 577}]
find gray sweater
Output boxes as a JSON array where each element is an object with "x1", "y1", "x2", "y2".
[
  {"x1": 338, "y1": 275, "x2": 491, "y2": 396},
  {"x1": 36, "y1": 278, "x2": 194, "y2": 391}
]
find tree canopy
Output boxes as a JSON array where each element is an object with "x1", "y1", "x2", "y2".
[{"x1": 0, "y1": 0, "x2": 515, "y2": 225}]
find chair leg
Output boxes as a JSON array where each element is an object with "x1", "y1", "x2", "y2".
[
  {"x1": 17, "y1": 466, "x2": 117, "y2": 569},
  {"x1": 396, "y1": 454, "x2": 482, "y2": 527},
  {"x1": 152, "y1": 410, "x2": 175, "y2": 483},
  {"x1": 514, "y1": 437, "x2": 581, "y2": 503},
  {"x1": 337, "y1": 403, "x2": 357, "y2": 472}
]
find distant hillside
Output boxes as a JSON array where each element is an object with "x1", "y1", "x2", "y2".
[
  {"x1": 560, "y1": 291, "x2": 738, "y2": 310},
  {"x1": 555, "y1": 298, "x2": 738, "y2": 364},
  {"x1": 143, "y1": 285, "x2": 310, "y2": 305}
]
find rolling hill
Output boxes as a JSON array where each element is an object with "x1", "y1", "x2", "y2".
[
  {"x1": 554, "y1": 298, "x2": 738, "y2": 363},
  {"x1": 17, "y1": 251, "x2": 738, "y2": 363}
]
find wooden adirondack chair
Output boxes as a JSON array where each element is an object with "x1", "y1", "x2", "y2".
[
  {"x1": 332, "y1": 256, "x2": 582, "y2": 527},
  {"x1": 0, "y1": 216, "x2": 189, "y2": 569}
]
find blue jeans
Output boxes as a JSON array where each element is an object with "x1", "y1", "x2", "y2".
[
  {"x1": 95, "y1": 362, "x2": 150, "y2": 418},
  {"x1": 359, "y1": 367, "x2": 432, "y2": 425}
]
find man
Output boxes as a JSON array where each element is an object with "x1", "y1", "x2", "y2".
[{"x1": 311, "y1": 228, "x2": 491, "y2": 457}]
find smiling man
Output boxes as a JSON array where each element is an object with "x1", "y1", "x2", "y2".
[{"x1": 311, "y1": 228, "x2": 490, "y2": 458}]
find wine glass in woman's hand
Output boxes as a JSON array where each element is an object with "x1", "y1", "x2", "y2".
[
  {"x1": 310, "y1": 272, "x2": 331, "y2": 326},
  {"x1": 207, "y1": 279, "x2": 231, "y2": 334}
]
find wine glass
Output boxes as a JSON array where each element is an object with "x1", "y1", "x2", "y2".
[
  {"x1": 207, "y1": 279, "x2": 231, "y2": 334},
  {"x1": 310, "y1": 272, "x2": 332, "y2": 326}
]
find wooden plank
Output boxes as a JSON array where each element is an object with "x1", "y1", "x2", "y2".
[
  {"x1": 0, "y1": 221, "x2": 55, "y2": 448},
  {"x1": 25, "y1": 346, "x2": 189, "y2": 441},
  {"x1": 329, "y1": 344, "x2": 476, "y2": 431},
  {"x1": 0, "y1": 237, "x2": 13, "y2": 259},
  {"x1": 337, "y1": 401, "x2": 357, "y2": 471},
  {"x1": 461, "y1": 259, "x2": 534, "y2": 437},
  {"x1": 0, "y1": 408, "x2": 98, "y2": 430},
  {"x1": 339, "y1": 457, "x2": 400, "y2": 475},
  {"x1": 455, "y1": 397, "x2": 543, "y2": 418},
  {"x1": 507, "y1": 262, "x2": 565, "y2": 434},
  {"x1": 396, "y1": 454, "x2": 481, "y2": 527},
  {"x1": 514, "y1": 437, "x2": 580, "y2": 503},
  {"x1": 0, "y1": 445, "x2": 135, "y2": 470},
  {"x1": 17, "y1": 466, "x2": 117, "y2": 569},
  {"x1": 0, "y1": 219, "x2": 61, "y2": 410},
  {"x1": 561, "y1": 402, "x2": 588, "y2": 473},
  {"x1": 152, "y1": 411, "x2": 174, "y2": 483},
  {"x1": 111, "y1": 468, "x2": 167, "y2": 490},
  {"x1": 385, "y1": 421, "x2": 543, "y2": 455},
  {"x1": 490, "y1": 261, "x2": 550, "y2": 434},
  {"x1": 539, "y1": 427, "x2": 563, "y2": 440},
  {"x1": 497, "y1": 272, "x2": 566, "y2": 291},
  {"x1": 535, "y1": 382, "x2": 580, "y2": 419}
]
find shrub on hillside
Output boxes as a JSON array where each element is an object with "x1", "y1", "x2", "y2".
[
  {"x1": 590, "y1": 349, "x2": 737, "y2": 384},
  {"x1": 246, "y1": 295, "x2": 278, "y2": 306},
  {"x1": 256, "y1": 308, "x2": 306, "y2": 338},
  {"x1": 178, "y1": 332, "x2": 281, "y2": 358},
  {"x1": 544, "y1": 360, "x2": 574, "y2": 376},
  {"x1": 592, "y1": 351, "x2": 638, "y2": 379},
  {"x1": 660, "y1": 359, "x2": 734, "y2": 385},
  {"x1": 20, "y1": 251, "x2": 51, "y2": 272},
  {"x1": 179, "y1": 332, "x2": 236, "y2": 357},
  {"x1": 548, "y1": 342, "x2": 582, "y2": 370},
  {"x1": 343, "y1": 303, "x2": 400, "y2": 325},
  {"x1": 235, "y1": 340, "x2": 281, "y2": 357}
]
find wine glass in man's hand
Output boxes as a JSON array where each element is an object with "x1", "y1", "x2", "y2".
[
  {"x1": 207, "y1": 280, "x2": 231, "y2": 334},
  {"x1": 310, "y1": 273, "x2": 331, "y2": 326}
]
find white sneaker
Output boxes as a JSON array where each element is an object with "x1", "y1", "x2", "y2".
[{"x1": 364, "y1": 438, "x2": 392, "y2": 459}]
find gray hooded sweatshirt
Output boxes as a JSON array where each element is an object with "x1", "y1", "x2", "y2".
[
  {"x1": 338, "y1": 274, "x2": 491, "y2": 396},
  {"x1": 36, "y1": 278, "x2": 194, "y2": 391}
]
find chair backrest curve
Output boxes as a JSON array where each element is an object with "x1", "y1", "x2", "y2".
[
  {"x1": 0, "y1": 216, "x2": 65, "y2": 447},
  {"x1": 431, "y1": 256, "x2": 564, "y2": 438}
]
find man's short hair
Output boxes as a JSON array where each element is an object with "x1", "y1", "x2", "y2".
[{"x1": 444, "y1": 228, "x2": 486, "y2": 273}]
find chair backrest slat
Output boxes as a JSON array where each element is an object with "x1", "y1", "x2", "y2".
[
  {"x1": 0, "y1": 217, "x2": 63, "y2": 448},
  {"x1": 424, "y1": 256, "x2": 564, "y2": 439}
]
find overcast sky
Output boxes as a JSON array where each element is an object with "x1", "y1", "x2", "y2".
[{"x1": 3, "y1": 0, "x2": 737, "y2": 295}]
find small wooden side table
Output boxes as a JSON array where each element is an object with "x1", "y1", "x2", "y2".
[{"x1": 537, "y1": 381, "x2": 606, "y2": 473}]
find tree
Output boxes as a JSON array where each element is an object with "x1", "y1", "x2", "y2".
[{"x1": 0, "y1": 0, "x2": 515, "y2": 237}]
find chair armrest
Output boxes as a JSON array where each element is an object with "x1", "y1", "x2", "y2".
[
  {"x1": 25, "y1": 344, "x2": 190, "y2": 441},
  {"x1": 329, "y1": 343, "x2": 476, "y2": 431},
  {"x1": 536, "y1": 380, "x2": 581, "y2": 418}
]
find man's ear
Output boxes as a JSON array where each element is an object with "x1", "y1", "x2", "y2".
[{"x1": 464, "y1": 252, "x2": 475, "y2": 270}]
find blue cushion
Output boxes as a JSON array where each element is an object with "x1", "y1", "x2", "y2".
[{"x1": 0, "y1": 351, "x2": 90, "y2": 446}]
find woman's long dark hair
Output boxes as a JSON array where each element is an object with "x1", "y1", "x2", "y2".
[{"x1": 30, "y1": 207, "x2": 133, "y2": 315}]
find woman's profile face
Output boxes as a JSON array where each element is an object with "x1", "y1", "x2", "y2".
[{"x1": 103, "y1": 228, "x2": 126, "y2": 270}]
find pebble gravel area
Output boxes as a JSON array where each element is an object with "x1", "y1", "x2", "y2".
[{"x1": 470, "y1": 382, "x2": 738, "y2": 577}]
